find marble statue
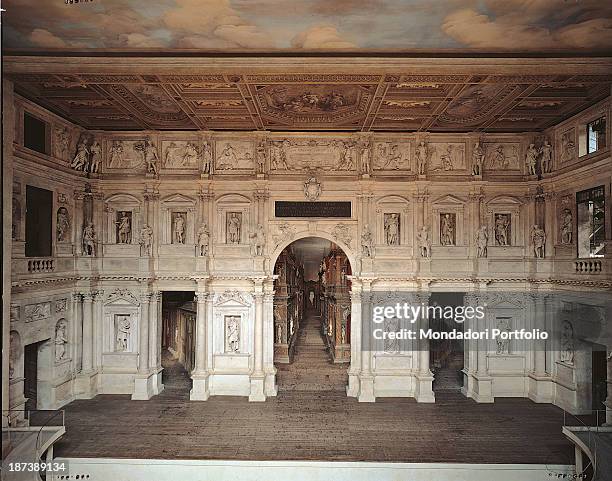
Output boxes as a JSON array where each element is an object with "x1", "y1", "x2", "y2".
[
  {"x1": 440, "y1": 213, "x2": 455, "y2": 246},
  {"x1": 540, "y1": 139, "x2": 553, "y2": 173},
  {"x1": 250, "y1": 224, "x2": 266, "y2": 256},
  {"x1": 218, "y1": 143, "x2": 238, "y2": 170},
  {"x1": 276, "y1": 322, "x2": 283, "y2": 344},
  {"x1": 417, "y1": 225, "x2": 431, "y2": 258},
  {"x1": 139, "y1": 224, "x2": 153, "y2": 256},
  {"x1": 9, "y1": 332, "x2": 20, "y2": 379},
  {"x1": 55, "y1": 320, "x2": 68, "y2": 362},
  {"x1": 493, "y1": 145, "x2": 508, "y2": 169},
  {"x1": 561, "y1": 131, "x2": 576, "y2": 162},
  {"x1": 532, "y1": 224, "x2": 546, "y2": 258},
  {"x1": 202, "y1": 140, "x2": 213, "y2": 174},
  {"x1": 89, "y1": 141, "x2": 102, "y2": 173},
  {"x1": 54, "y1": 126, "x2": 70, "y2": 160},
  {"x1": 115, "y1": 315, "x2": 131, "y2": 352},
  {"x1": 560, "y1": 321, "x2": 574, "y2": 364},
  {"x1": 173, "y1": 213, "x2": 186, "y2": 244},
  {"x1": 416, "y1": 140, "x2": 428, "y2": 175},
  {"x1": 341, "y1": 324, "x2": 347, "y2": 344},
  {"x1": 227, "y1": 212, "x2": 242, "y2": 244},
  {"x1": 384, "y1": 213, "x2": 400, "y2": 246},
  {"x1": 495, "y1": 319, "x2": 511, "y2": 354},
  {"x1": 472, "y1": 141, "x2": 484, "y2": 176},
  {"x1": 143, "y1": 139, "x2": 159, "y2": 175},
  {"x1": 197, "y1": 224, "x2": 210, "y2": 256},
  {"x1": 476, "y1": 225, "x2": 488, "y2": 258},
  {"x1": 226, "y1": 316, "x2": 240, "y2": 353},
  {"x1": 56, "y1": 207, "x2": 71, "y2": 242},
  {"x1": 71, "y1": 139, "x2": 90, "y2": 171},
  {"x1": 109, "y1": 141, "x2": 124, "y2": 168},
  {"x1": 116, "y1": 212, "x2": 132, "y2": 244},
  {"x1": 440, "y1": 145, "x2": 454, "y2": 171},
  {"x1": 560, "y1": 208, "x2": 573, "y2": 245},
  {"x1": 384, "y1": 317, "x2": 400, "y2": 353},
  {"x1": 337, "y1": 141, "x2": 355, "y2": 170},
  {"x1": 361, "y1": 225, "x2": 374, "y2": 257},
  {"x1": 256, "y1": 140, "x2": 266, "y2": 174},
  {"x1": 82, "y1": 222, "x2": 96, "y2": 256},
  {"x1": 494, "y1": 214, "x2": 510, "y2": 246},
  {"x1": 183, "y1": 142, "x2": 199, "y2": 166},
  {"x1": 526, "y1": 143, "x2": 538, "y2": 176},
  {"x1": 360, "y1": 141, "x2": 371, "y2": 174}
]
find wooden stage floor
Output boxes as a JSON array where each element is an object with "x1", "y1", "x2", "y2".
[{"x1": 55, "y1": 368, "x2": 574, "y2": 464}]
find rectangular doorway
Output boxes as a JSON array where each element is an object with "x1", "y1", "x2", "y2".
[{"x1": 24, "y1": 342, "x2": 41, "y2": 411}]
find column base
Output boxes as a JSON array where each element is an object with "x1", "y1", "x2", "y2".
[
  {"x1": 264, "y1": 369, "x2": 278, "y2": 397},
  {"x1": 151, "y1": 368, "x2": 165, "y2": 396},
  {"x1": 74, "y1": 371, "x2": 98, "y2": 399},
  {"x1": 346, "y1": 369, "x2": 361, "y2": 397},
  {"x1": 357, "y1": 375, "x2": 375, "y2": 402},
  {"x1": 528, "y1": 373, "x2": 553, "y2": 403},
  {"x1": 190, "y1": 373, "x2": 210, "y2": 401},
  {"x1": 603, "y1": 400, "x2": 612, "y2": 427},
  {"x1": 131, "y1": 372, "x2": 156, "y2": 400},
  {"x1": 468, "y1": 373, "x2": 494, "y2": 403},
  {"x1": 249, "y1": 375, "x2": 266, "y2": 402},
  {"x1": 415, "y1": 372, "x2": 435, "y2": 403}
]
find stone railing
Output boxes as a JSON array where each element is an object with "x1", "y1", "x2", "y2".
[
  {"x1": 574, "y1": 259, "x2": 603, "y2": 274},
  {"x1": 27, "y1": 258, "x2": 55, "y2": 273}
]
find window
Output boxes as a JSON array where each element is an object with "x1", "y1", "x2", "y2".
[
  {"x1": 25, "y1": 185, "x2": 53, "y2": 257},
  {"x1": 587, "y1": 117, "x2": 606, "y2": 154},
  {"x1": 23, "y1": 112, "x2": 49, "y2": 155},
  {"x1": 576, "y1": 186, "x2": 605, "y2": 258}
]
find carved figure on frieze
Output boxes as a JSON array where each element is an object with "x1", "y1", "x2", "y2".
[
  {"x1": 331, "y1": 223, "x2": 352, "y2": 248},
  {"x1": 202, "y1": 140, "x2": 213, "y2": 174},
  {"x1": 560, "y1": 321, "x2": 574, "y2": 364},
  {"x1": 115, "y1": 315, "x2": 131, "y2": 352},
  {"x1": 197, "y1": 224, "x2": 210, "y2": 256},
  {"x1": 472, "y1": 141, "x2": 484, "y2": 176},
  {"x1": 361, "y1": 225, "x2": 374, "y2": 257},
  {"x1": 416, "y1": 140, "x2": 429, "y2": 175},
  {"x1": 71, "y1": 138, "x2": 90, "y2": 172},
  {"x1": 256, "y1": 140, "x2": 266, "y2": 174},
  {"x1": 225, "y1": 315, "x2": 240, "y2": 353},
  {"x1": 336, "y1": 141, "x2": 355, "y2": 170},
  {"x1": 560, "y1": 208, "x2": 573, "y2": 245},
  {"x1": 384, "y1": 213, "x2": 400, "y2": 246},
  {"x1": 539, "y1": 139, "x2": 553, "y2": 173},
  {"x1": 139, "y1": 224, "x2": 153, "y2": 256},
  {"x1": 53, "y1": 126, "x2": 70, "y2": 160},
  {"x1": 218, "y1": 143, "x2": 238, "y2": 170},
  {"x1": 55, "y1": 319, "x2": 68, "y2": 362},
  {"x1": 440, "y1": 213, "x2": 456, "y2": 246},
  {"x1": 249, "y1": 224, "x2": 266, "y2": 256},
  {"x1": 440, "y1": 145, "x2": 454, "y2": 171},
  {"x1": 109, "y1": 141, "x2": 125, "y2": 168},
  {"x1": 89, "y1": 141, "x2": 102, "y2": 173},
  {"x1": 270, "y1": 141, "x2": 289, "y2": 171},
  {"x1": 227, "y1": 212, "x2": 242, "y2": 244},
  {"x1": 273, "y1": 222, "x2": 297, "y2": 249},
  {"x1": 526, "y1": 143, "x2": 538, "y2": 176},
  {"x1": 531, "y1": 224, "x2": 546, "y2": 258},
  {"x1": 183, "y1": 142, "x2": 199, "y2": 166},
  {"x1": 56, "y1": 207, "x2": 71, "y2": 242},
  {"x1": 493, "y1": 145, "x2": 508, "y2": 169},
  {"x1": 115, "y1": 211, "x2": 132, "y2": 244},
  {"x1": 82, "y1": 222, "x2": 96, "y2": 256},
  {"x1": 417, "y1": 225, "x2": 431, "y2": 258},
  {"x1": 494, "y1": 214, "x2": 511, "y2": 246},
  {"x1": 360, "y1": 140, "x2": 371, "y2": 174},
  {"x1": 476, "y1": 225, "x2": 489, "y2": 258},
  {"x1": 561, "y1": 131, "x2": 576, "y2": 163},
  {"x1": 173, "y1": 213, "x2": 186, "y2": 244},
  {"x1": 142, "y1": 139, "x2": 159, "y2": 175}
]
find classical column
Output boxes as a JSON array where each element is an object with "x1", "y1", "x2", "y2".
[
  {"x1": 93, "y1": 290, "x2": 104, "y2": 369},
  {"x1": 138, "y1": 293, "x2": 150, "y2": 374},
  {"x1": 72, "y1": 293, "x2": 83, "y2": 373},
  {"x1": 346, "y1": 281, "x2": 362, "y2": 397},
  {"x1": 415, "y1": 291, "x2": 435, "y2": 403},
  {"x1": 190, "y1": 286, "x2": 210, "y2": 401},
  {"x1": 249, "y1": 281, "x2": 266, "y2": 402},
  {"x1": 81, "y1": 293, "x2": 94, "y2": 373},
  {"x1": 358, "y1": 280, "x2": 375, "y2": 402},
  {"x1": 533, "y1": 293, "x2": 547, "y2": 377},
  {"x1": 148, "y1": 292, "x2": 163, "y2": 395},
  {"x1": 605, "y1": 348, "x2": 612, "y2": 426},
  {"x1": 263, "y1": 282, "x2": 278, "y2": 397}
]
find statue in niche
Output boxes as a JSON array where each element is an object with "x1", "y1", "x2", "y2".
[
  {"x1": 415, "y1": 140, "x2": 429, "y2": 175},
  {"x1": 526, "y1": 143, "x2": 538, "y2": 176},
  {"x1": 440, "y1": 213, "x2": 456, "y2": 246},
  {"x1": 472, "y1": 141, "x2": 484, "y2": 176},
  {"x1": 276, "y1": 322, "x2": 283, "y2": 344},
  {"x1": 341, "y1": 324, "x2": 347, "y2": 344},
  {"x1": 202, "y1": 140, "x2": 213, "y2": 174},
  {"x1": 225, "y1": 315, "x2": 240, "y2": 353},
  {"x1": 89, "y1": 141, "x2": 102, "y2": 173},
  {"x1": 109, "y1": 141, "x2": 125, "y2": 168},
  {"x1": 54, "y1": 126, "x2": 70, "y2": 160},
  {"x1": 361, "y1": 225, "x2": 374, "y2": 257},
  {"x1": 173, "y1": 213, "x2": 186, "y2": 244},
  {"x1": 139, "y1": 224, "x2": 153, "y2": 256},
  {"x1": 384, "y1": 213, "x2": 400, "y2": 246},
  {"x1": 440, "y1": 145, "x2": 454, "y2": 171},
  {"x1": 249, "y1": 224, "x2": 266, "y2": 256},
  {"x1": 476, "y1": 225, "x2": 489, "y2": 258},
  {"x1": 560, "y1": 208, "x2": 573, "y2": 245},
  {"x1": 384, "y1": 317, "x2": 400, "y2": 353},
  {"x1": 197, "y1": 224, "x2": 210, "y2": 256},
  {"x1": 226, "y1": 212, "x2": 242, "y2": 244},
  {"x1": 493, "y1": 145, "x2": 508, "y2": 169},
  {"x1": 256, "y1": 140, "x2": 266, "y2": 174},
  {"x1": 115, "y1": 211, "x2": 132, "y2": 244},
  {"x1": 494, "y1": 214, "x2": 510, "y2": 246},
  {"x1": 531, "y1": 224, "x2": 546, "y2": 258},
  {"x1": 360, "y1": 141, "x2": 371, "y2": 174},
  {"x1": 417, "y1": 225, "x2": 431, "y2": 258},
  {"x1": 55, "y1": 320, "x2": 68, "y2": 362},
  {"x1": 560, "y1": 321, "x2": 574, "y2": 364},
  {"x1": 495, "y1": 319, "x2": 511, "y2": 354},
  {"x1": 9, "y1": 331, "x2": 20, "y2": 379},
  {"x1": 142, "y1": 139, "x2": 159, "y2": 175},
  {"x1": 561, "y1": 131, "x2": 576, "y2": 162},
  {"x1": 71, "y1": 138, "x2": 90, "y2": 171},
  {"x1": 56, "y1": 207, "x2": 71, "y2": 242},
  {"x1": 12, "y1": 198, "x2": 21, "y2": 240},
  {"x1": 539, "y1": 139, "x2": 553, "y2": 173},
  {"x1": 82, "y1": 223, "x2": 96, "y2": 256},
  {"x1": 115, "y1": 315, "x2": 131, "y2": 352}
]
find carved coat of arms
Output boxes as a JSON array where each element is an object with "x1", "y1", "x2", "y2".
[{"x1": 303, "y1": 177, "x2": 321, "y2": 201}]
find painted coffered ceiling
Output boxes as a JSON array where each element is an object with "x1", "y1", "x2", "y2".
[{"x1": 7, "y1": 65, "x2": 611, "y2": 132}]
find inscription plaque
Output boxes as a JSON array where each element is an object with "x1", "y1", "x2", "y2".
[{"x1": 275, "y1": 201, "x2": 351, "y2": 218}]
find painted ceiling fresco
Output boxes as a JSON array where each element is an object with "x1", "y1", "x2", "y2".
[{"x1": 3, "y1": 0, "x2": 612, "y2": 51}]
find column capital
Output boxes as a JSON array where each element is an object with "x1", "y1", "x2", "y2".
[
  {"x1": 72, "y1": 293, "x2": 83, "y2": 302},
  {"x1": 82, "y1": 292, "x2": 95, "y2": 302},
  {"x1": 194, "y1": 292, "x2": 209, "y2": 303},
  {"x1": 140, "y1": 292, "x2": 153, "y2": 303},
  {"x1": 92, "y1": 290, "x2": 104, "y2": 302}
]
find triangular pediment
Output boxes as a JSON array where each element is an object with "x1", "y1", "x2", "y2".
[{"x1": 432, "y1": 194, "x2": 465, "y2": 206}]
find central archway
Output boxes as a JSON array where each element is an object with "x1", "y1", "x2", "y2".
[{"x1": 268, "y1": 235, "x2": 355, "y2": 394}]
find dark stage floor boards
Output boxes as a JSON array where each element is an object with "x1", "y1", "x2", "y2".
[{"x1": 55, "y1": 365, "x2": 573, "y2": 464}]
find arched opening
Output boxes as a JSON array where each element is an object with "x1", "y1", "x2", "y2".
[{"x1": 272, "y1": 237, "x2": 352, "y2": 393}]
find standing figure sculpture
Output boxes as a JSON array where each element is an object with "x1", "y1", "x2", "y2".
[
  {"x1": 472, "y1": 141, "x2": 484, "y2": 176},
  {"x1": 82, "y1": 223, "x2": 96, "y2": 256},
  {"x1": 532, "y1": 224, "x2": 546, "y2": 258},
  {"x1": 476, "y1": 225, "x2": 488, "y2": 258},
  {"x1": 116, "y1": 212, "x2": 131, "y2": 244},
  {"x1": 560, "y1": 208, "x2": 573, "y2": 245},
  {"x1": 56, "y1": 207, "x2": 70, "y2": 242},
  {"x1": 226, "y1": 316, "x2": 240, "y2": 353},
  {"x1": 440, "y1": 214, "x2": 455, "y2": 246},
  {"x1": 360, "y1": 141, "x2": 371, "y2": 174},
  {"x1": 361, "y1": 225, "x2": 374, "y2": 258},
  {"x1": 202, "y1": 141, "x2": 213, "y2": 174},
  {"x1": 256, "y1": 140, "x2": 266, "y2": 174},
  {"x1": 526, "y1": 143, "x2": 538, "y2": 176},
  {"x1": 143, "y1": 139, "x2": 159, "y2": 175},
  {"x1": 384, "y1": 213, "x2": 400, "y2": 246},
  {"x1": 139, "y1": 224, "x2": 153, "y2": 256},
  {"x1": 249, "y1": 224, "x2": 266, "y2": 256},
  {"x1": 416, "y1": 140, "x2": 428, "y2": 175},
  {"x1": 540, "y1": 139, "x2": 553, "y2": 173},
  {"x1": 495, "y1": 214, "x2": 510, "y2": 246},
  {"x1": 174, "y1": 213, "x2": 186, "y2": 244},
  {"x1": 116, "y1": 315, "x2": 131, "y2": 352},
  {"x1": 71, "y1": 140, "x2": 90, "y2": 171},
  {"x1": 560, "y1": 321, "x2": 574, "y2": 364},
  {"x1": 197, "y1": 224, "x2": 210, "y2": 256},
  {"x1": 227, "y1": 213, "x2": 241, "y2": 244},
  {"x1": 55, "y1": 320, "x2": 68, "y2": 362},
  {"x1": 89, "y1": 141, "x2": 102, "y2": 173},
  {"x1": 417, "y1": 225, "x2": 431, "y2": 258}
]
